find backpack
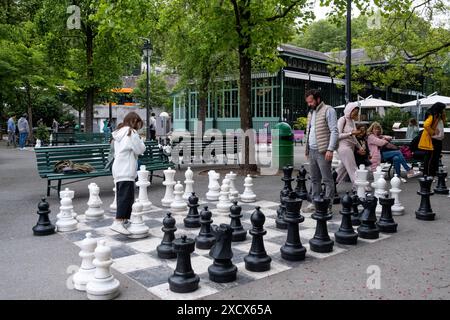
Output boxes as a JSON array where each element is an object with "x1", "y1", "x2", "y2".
[{"x1": 400, "y1": 145, "x2": 413, "y2": 161}]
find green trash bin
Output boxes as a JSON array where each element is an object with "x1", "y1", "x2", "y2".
[{"x1": 272, "y1": 122, "x2": 294, "y2": 170}]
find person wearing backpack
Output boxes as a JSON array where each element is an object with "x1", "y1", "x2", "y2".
[{"x1": 110, "y1": 112, "x2": 146, "y2": 235}]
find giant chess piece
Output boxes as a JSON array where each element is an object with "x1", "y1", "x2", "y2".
[
  {"x1": 217, "y1": 179, "x2": 233, "y2": 213},
  {"x1": 86, "y1": 240, "x2": 120, "y2": 300},
  {"x1": 127, "y1": 200, "x2": 149, "y2": 239},
  {"x1": 434, "y1": 169, "x2": 449, "y2": 195},
  {"x1": 374, "y1": 174, "x2": 387, "y2": 215},
  {"x1": 229, "y1": 200, "x2": 246, "y2": 242},
  {"x1": 295, "y1": 165, "x2": 308, "y2": 201},
  {"x1": 206, "y1": 170, "x2": 221, "y2": 201},
  {"x1": 157, "y1": 212, "x2": 177, "y2": 259},
  {"x1": 136, "y1": 165, "x2": 152, "y2": 213},
  {"x1": 32, "y1": 197, "x2": 56, "y2": 236},
  {"x1": 357, "y1": 194, "x2": 380, "y2": 239},
  {"x1": 390, "y1": 174, "x2": 404, "y2": 216},
  {"x1": 168, "y1": 235, "x2": 200, "y2": 293},
  {"x1": 85, "y1": 183, "x2": 104, "y2": 221},
  {"x1": 415, "y1": 175, "x2": 436, "y2": 221},
  {"x1": 227, "y1": 171, "x2": 239, "y2": 201},
  {"x1": 371, "y1": 166, "x2": 383, "y2": 190},
  {"x1": 171, "y1": 181, "x2": 188, "y2": 213},
  {"x1": 56, "y1": 188, "x2": 78, "y2": 232},
  {"x1": 332, "y1": 168, "x2": 340, "y2": 204},
  {"x1": 73, "y1": 232, "x2": 97, "y2": 291},
  {"x1": 109, "y1": 187, "x2": 117, "y2": 214},
  {"x1": 183, "y1": 167, "x2": 194, "y2": 200},
  {"x1": 309, "y1": 193, "x2": 334, "y2": 253},
  {"x1": 208, "y1": 224, "x2": 237, "y2": 283},
  {"x1": 350, "y1": 190, "x2": 362, "y2": 226},
  {"x1": 334, "y1": 192, "x2": 358, "y2": 245},
  {"x1": 377, "y1": 194, "x2": 398, "y2": 233},
  {"x1": 195, "y1": 206, "x2": 216, "y2": 249},
  {"x1": 184, "y1": 192, "x2": 201, "y2": 228},
  {"x1": 240, "y1": 174, "x2": 256, "y2": 203},
  {"x1": 355, "y1": 164, "x2": 370, "y2": 200},
  {"x1": 280, "y1": 191, "x2": 306, "y2": 261},
  {"x1": 244, "y1": 207, "x2": 271, "y2": 272},
  {"x1": 59, "y1": 188, "x2": 77, "y2": 219},
  {"x1": 161, "y1": 167, "x2": 176, "y2": 207},
  {"x1": 276, "y1": 188, "x2": 289, "y2": 230}
]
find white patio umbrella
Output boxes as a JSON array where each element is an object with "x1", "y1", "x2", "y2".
[
  {"x1": 400, "y1": 92, "x2": 450, "y2": 121},
  {"x1": 335, "y1": 96, "x2": 401, "y2": 117}
]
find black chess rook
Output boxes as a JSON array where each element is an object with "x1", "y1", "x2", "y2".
[
  {"x1": 434, "y1": 169, "x2": 449, "y2": 195},
  {"x1": 168, "y1": 235, "x2": 199, "y2": 293},
  {"x1": 377, "y1": 194, "x2": 398, "y2": 233}
]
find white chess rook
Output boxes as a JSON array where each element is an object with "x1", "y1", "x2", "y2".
[
  {"x1": 73, "y1": 233, "x2": 97, "y2": 291},
  {"x1": 86, "y1": 240, "x2": 120, "y2": 300},
  {"x1": 127, "y1": 200, "x2": 149, "y2": 239},
  {"x1": 355, "y1": 164, "x2": 370, "y2": 200},
  {"x1": 240, "y1": 174, "x2": 256, "y2": 203},
  {"x1": 85, "y1": 183, "x2": 105, "y2": 221},
  {"x1": 206, "y1": 170, "x2": 221, "y2": 201},
  {"x1": 136, "y1": 165, "x2": 152, "y2": 213},
  {"x1": 183, "y1": 167, "x2": 194, "y2": 200},
  {"x1": 171, "y1": 181, "x2": 188, "y2": 212},
  {"x1": 227, "y1": 171, "x2": 239, "y2": 201},
  {"x1": 390, "y1": 174, "x2": 404, "y2": 215},
  {"x1": 56, "y1": 188, "x2": 78, "y2": 232},
  {"x1": 109, "y1": 187, "x2": 117, "y2": 214},
  {"x1": 217, "y1": 178, "x2": 233, "y2": 213},
  {"x1": 161, "y1": 167, "x2": 176, "y2": 207}
]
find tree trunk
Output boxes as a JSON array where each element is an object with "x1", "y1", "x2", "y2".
[
  {"x1": 85, "y1": 24, "x2": 94, "y2": 133},
  {"x1": 25, "y1": 83, "x2": 34, "y2": 142}
]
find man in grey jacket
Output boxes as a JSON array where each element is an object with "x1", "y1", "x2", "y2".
[{"x1": 18, "y1": 114, "x2": 30, "y2": 150}]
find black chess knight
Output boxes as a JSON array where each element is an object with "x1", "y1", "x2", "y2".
[
  {"x1": 208, "y1": 224, "x2": 237, "y2": 283},
  {"x1": 357, "y1": 194, "x2": 380, "y2": 239}
]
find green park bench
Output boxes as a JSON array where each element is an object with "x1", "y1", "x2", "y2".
[
  {"x1": 51, "y1": 132, "x2": 111, "y2": 146},
  {"x1": 35, "y1": 141, "x2": 173, "y2": 196}
]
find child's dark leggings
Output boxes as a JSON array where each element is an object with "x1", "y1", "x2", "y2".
[{"x1": 116, "y1": 181, "x2": 135, "y2": 219}]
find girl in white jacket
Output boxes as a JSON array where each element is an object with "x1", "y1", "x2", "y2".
[{"x1": 110, "y1": 112, "x2": 146, "y2": 235}]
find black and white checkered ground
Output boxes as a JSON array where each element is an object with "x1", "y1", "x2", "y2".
[{"x1": 61, "y1": 199, "x2": 391, "y2": 300}]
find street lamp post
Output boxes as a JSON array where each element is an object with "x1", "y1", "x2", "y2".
[
  {"x1": 142, "y1": 39, "x2": 153, "y2": 141},
  {"x1": 345, "y1": 0, "x2": 352, "y2": 104}
]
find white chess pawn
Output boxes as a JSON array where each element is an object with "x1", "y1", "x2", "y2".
[
  {"x1": 240, "y1": 174, "x2": 256, "y2": 203},
  {"x1": 206, "y1": 170, "x2": 221, "y2": 201},
  {"x1": 85, "y1": 183, "x2": 104, "y2": 220},
  {"x1": 355, "y1": 164, "x2": 370, "y2": 200},
  {"x1": 372, "y1": 166, "x2": 383, "y2": 190},
  {"x1": 56, "y1": 189, "x2": 78, "y2": 232},
  {"x1": 136, "y1": 165, "x2": 152, "y2": 213},
  {"x1": 390, "y1": 174, "x2": 404, "y2": 215},
  {"x1": 375, "y1": 174, "x2": 387, "y2": 215},
  {"x1": 171, "y1": 181, "x2": 188, "y2": 212},
  {"x1": 109, "y1": 187, "x2": 117, "y2": 214},
  {"x1": 227, "y1": 171, "x2": 239, "y2": 201},
  {"x1": 73, "y1": 232, "x2": 97, "y2": 291},
  {"x1": 183, "y1": 167, "x2": 194, "y2": 200},
  {"x1": 217, "y1": 178, "x2": 233, "y2": 213},
  {"x1": 161, "y1": 167, "x2": 176, "y2": 207},
  {"x1": 86, "y1": 240, "x2": 120, "y2": 300},
  {"x1": 127, "y1": 200, "x2": 149, "y2": 239}
]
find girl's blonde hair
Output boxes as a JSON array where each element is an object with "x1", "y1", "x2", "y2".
[{"x1": 367, "y1": 122, "x2": 383, "y2": 135}]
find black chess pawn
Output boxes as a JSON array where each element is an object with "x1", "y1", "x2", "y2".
[
  {"x1": 276, "y1": 188, "x2": 289, "y2": 230},
  {"x1": 184, "y1": 192, "x2": 201, "y2": 228},
  {"x1": 195, "y1": 206, "x2": 216, "y2": 249},
  {"x1": 229, "y1": 201, "x2": 247, "y2": 242},
  {"x1": 434, "y1": 169, "x2": 449, "y2": 195},
  {"x1": 415, "y1": 175, "x2": 436, "y2": 221},
  {"x1": 377, "y1": 194, "x2": 398, "y2": 233},
  {"x1": 208, "y1": 224, "x2": 237, "y2": 283},
  {"x1": 244, "y1": 206, "x2": 272, "y2": 272},
  {"x1": 168, "y1": 235, "x2": 200, "y2": 293},
  {"x1": 295, "y1": 165, "x2": 308, "y2": 200},
  {"x1": 33, "y1": 197, "x2": 56, "y2": 236},
  {"x1": 357, "y1": 194, "x2": 380, "y2": 239},
  {"x1": 157, "y1": 212, "x2": 177, "y2": 259},
  {"x1": 280, "y1": 191, "x2": 306, "y2": 261},
  {"x1": 335, "y1": 192, "x2": 358, "y2": 245},
  {"x1": 309, "y1": 193, "x2": 334, "y2": 252},
  {"x1": 332, "y1": 168, "x2": 340, "y2": 204},
  {"x1": 351, "y1": 191, "x2": 362, "y2": 226}
]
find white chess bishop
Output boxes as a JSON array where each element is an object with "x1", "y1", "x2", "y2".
[
  {"x1": 73, "y1": 233, "x2": 97, "y2": 291},
  {"x1": 206, "y1": 170, "x2": 221, "y2": 201},
  {"x1": 216, "y1": 178, "x2": 233, "y2": 213},
  {"x1": 161, "y1": 167, "x2": 176, "y2": 207},
  {"x1": 240, "y1": 174, "x2": 256, "y2": 203},
  {"x1": 355, "y1": 164, "x2": 370, "y2": 200},
  {"x1": 183, "y1": 167, "x2": 194, "y2": 200},
  {"x1": 372, "y1": 166, "x2": 383, "y2": 190},
  {"x1": 56, "y1": 188, "x2": 78, "y2": 232},
  {"x1": 86, "y1": 240, "x2": 120, "y2": 300},
  {"x1": 171, "y1": 181, "x2": 188, "y2": 212},
  {"x1": 136, "y1": 165, "x2": 152, "y2": 213},
  {"x1": 375, "y1": 174, "x2": 387, "y2": 214},
  {"x1": 127, "y1": 200, "x2": 149, "y2": 239},
  {"x1": 226, "y1": 171, "x2": 239, "y2": 201},
  {"x1": 85, "y1": 183, "x2": 104, "y2": 220},
  {"x1": 390, "y1": 174, "x2": 404, "y2": 215},
  {"x1": 109, "y1": 187, "x2": 117, "y2": 214}
]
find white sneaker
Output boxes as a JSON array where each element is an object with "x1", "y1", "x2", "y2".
[
  {"x1": 110, "y1": 221, "x2": 131, "y2": 235},
  {"x1": 400, "y1": 177, "x2": 407, "y2": 183},
  {"x1": 407, "y1": 171, "x2": 422, "y2": 179}
]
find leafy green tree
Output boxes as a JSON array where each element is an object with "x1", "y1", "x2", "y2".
[
  {"x1": 132, "y1": 72, "x2": 172, "y2": 112},
  {"x1": 373, "y1": 108, "x2": 411, "y2": 136}
]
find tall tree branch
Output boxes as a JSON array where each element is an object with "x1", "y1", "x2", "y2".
[
  {"x1": 229, "y1": 0, "x2": 243, "y2": 38},
  {"x1": 266, "y1": 0, "x2": 302, "y2": 22}
]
